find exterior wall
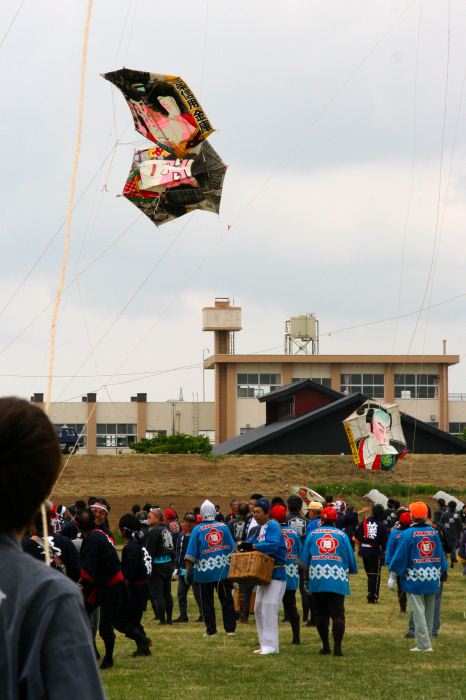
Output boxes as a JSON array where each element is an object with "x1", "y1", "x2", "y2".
[
  {"x1": 396, "y1": 399, "x2": 440, "y2": 423},
  {"x1": 236, "y1": 399, "x2": 266, "y2": 435},
  {"x1": 447, "y1": 400, "x2": 466, "y2": 422},
  {"x1": 96, "y1": 403, "x2": 138, "y2": 423},
  {"x1": 294, "y1": 389, "x2": 334, "y2": 417},
  {"x1": 291, "y1": 363, "x2": 331, "y2": 380},
  {"x1": 48, "y1": 404, "x2": 87, "y2": 423}
]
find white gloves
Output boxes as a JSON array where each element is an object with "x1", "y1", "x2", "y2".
[{"x1": 387, "y1": 573, "x2": 396, "y2": 589}]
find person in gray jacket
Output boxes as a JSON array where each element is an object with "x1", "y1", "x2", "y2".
[{"x1": 0, "y1": 396, "x2": 106, "y2": 700}]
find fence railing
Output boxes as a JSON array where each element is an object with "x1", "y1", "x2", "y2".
[{"x1": 448, "y1": 393, "x2": 466, "y2": 401}]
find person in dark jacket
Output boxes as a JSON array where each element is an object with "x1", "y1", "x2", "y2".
[
  {"x1": 77, "y1": 508, "x2": 152, "y2": 668},
  {"x1": 145, "y1": 507, "x2": 175, "y2": 624},
  {"x1": 354, "y1": 503, "x2": 388, "y2": 604},
  {"x1": 0, "y1": 396, "x2": 105, "y2": 699},
  {"x1": 433, "y1": 498, "x2": 446, "y2": 525},
  {"x1": 285, "y1": 494, "x2": 310, "y2": 623},
  {"x1": 440, "y1": 501, "x2": 462, "y2": 566},
  {"x1": 173, "y1": 512, "x2": 202, "y2": 622},
  {"x1": 22, "y1": 508, "x2": 81, "y2": 582},
  {"x1": 119, "y1": 514, "x2": 152, "y2": 654}
]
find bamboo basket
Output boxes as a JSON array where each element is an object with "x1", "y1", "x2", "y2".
[
  {"x1": 228, "y1": 551, "x2": 274, "y2": 585},
  {"x1": 233, "y1": 587, "x2": 256, "y2": 614}
]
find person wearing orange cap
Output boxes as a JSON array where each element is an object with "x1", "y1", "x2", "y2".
[
  {"x1": 298, "y1": 506, "x2": 357, "y2": 656},
  {"x1": 389, "y1": 501, "x2": 448, "y2": 652}
]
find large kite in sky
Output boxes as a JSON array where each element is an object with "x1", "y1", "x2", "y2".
[{"x1": 103, "y1": 68, "x2": 226, "y2": 226}]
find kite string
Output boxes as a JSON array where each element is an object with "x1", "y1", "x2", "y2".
[
  {"x1": 45, "y1": 0, "x2": 94, "y2": 413},
  {"x1": 43, "y1": 0, "x2": 94, "y2": 565}
]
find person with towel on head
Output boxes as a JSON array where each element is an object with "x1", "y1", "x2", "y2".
[
  {"x1": 185, "y1": 499, "x2": 236, "y2": 638},
  {"x1": 238, "y1": 497, "x2": 287, "y2": 655}
]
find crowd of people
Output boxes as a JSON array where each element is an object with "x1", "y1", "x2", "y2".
[
  {"x1": 28, "y1": 485, "x2": 466, "y2": 661},
  {"x1": 1, "y1": 397, "x2": 466, "y2": 697}
]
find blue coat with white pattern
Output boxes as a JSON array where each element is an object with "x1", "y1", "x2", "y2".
[
  {"x1": 281, "y1": 525, "x2": 301, "y2": 591},
  {"x1": 185, "y1": 520, "x2": 235, "y2": 583},
  {"x1": 248, "y1": 519, "x2": 287, "y2": 581},
  {"x1": 389, "y1": 524, "x2": 448, "y2": 594},
  {"x1": 298, "y1": 525, "x2": 357, "y2": 596}
]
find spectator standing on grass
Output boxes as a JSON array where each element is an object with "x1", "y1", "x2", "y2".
[
  {"x1": 225, "y1": 498, "x2": 239, "y2": 524},
  {"x1": 119, "y1": 514, "x2": 152, "y2": 655},
  {"x1": 389, "y1": 501, "x2": 448, "y2": 652},
  {"x1": 385, "y1": 510, "x2": 412, "y2": 614},
  {"x1": 354, "y1": 503, "x2": 388, "y2": 604},
  {"x1": 22, "y1": 507, "x2": 81, "y2": 582},
  {"x1": 298, "y1": 506, "x2": 357, "y2": 657},
  {"x1": 285, "y1": 494, "x2": 310, "y2": 624},
  {"x1": 0, "y1": 396, "x2": 106, "y2": 699},
  {"x1": 271, "y1": 505, "x2": 301, "y2": 645},
  {"x1": 185, "y1": 499, "x2": 237, "y2": 638},
  {"x1": 240, "y1": 497, "x2": 287, "y2": 655},
  {"x1": 145, "y1": 507, "x2": 175, "y2": 625},
  {"x1": 77, "y1": 508, "x2": 152, "y2": 668},
  {"x1": 440, "y1": 501, "x2": 462, "y2": 566},
  {"x1": 173, "y1": 512, "x2": 203, "y2": 623},
  {"x1": 433, "y1": 498, "x2": 446, "y2": 525}
]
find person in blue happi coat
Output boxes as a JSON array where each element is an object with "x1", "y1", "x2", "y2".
[
  {"x1": 271, "y1": 504, "x2": 301, "y2": 645},
  {"x1": 238, "y1": 497, "x2": 287, "y2": 655},
  {"x1": 299, "y1": 506, "x2": 357, "y2": 657},
  {"x1": 389, "y1": 501, "x2": 448, "y2": 652},
  {"x1": 185, "y1": 499, "x2": 236, "y2": 638}
]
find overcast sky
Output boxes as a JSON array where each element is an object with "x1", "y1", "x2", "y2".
[{"x1": 1, "y1": 0, "x2": 466, "y2": 404}]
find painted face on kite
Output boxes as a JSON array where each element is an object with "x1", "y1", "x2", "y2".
[{"x1": 370, "y1": 409, "x2": 391, "y2": 444}]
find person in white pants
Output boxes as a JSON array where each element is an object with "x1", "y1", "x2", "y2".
[{"x1": 238, "y1": 497, "x2": 287, "y2": 655}]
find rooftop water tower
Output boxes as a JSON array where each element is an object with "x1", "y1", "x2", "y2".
[
  {"x1": 285, "y1": 313, "x2": 319, "y2": 355},
  {"x1": 202, "y1": 297, "x2": 242, "y2": 354}
]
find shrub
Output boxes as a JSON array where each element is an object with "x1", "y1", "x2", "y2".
[{"x1": 132, "y1": 433, "x2": 212, "y2": 455}]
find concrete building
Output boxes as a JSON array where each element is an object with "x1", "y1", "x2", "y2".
[
  {"x1": 202, "y1": 298, "x2": 465, "y2": 445},
  {"x1": 30, "y1": 392, "x2": 214, "y2": 455},
  {"x1": 31, "y1": 297, "x2": 466, "y2": 453}
]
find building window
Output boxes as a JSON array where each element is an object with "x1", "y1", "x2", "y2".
[
  {"x1": 292, "y1": 377, "x2": 331, "y2": 387},
  {"x1": 340, "y1": 373, "x2": 384, "y2": 399},
  {"x1": 145, "y1": 430, "x2": 167, "y2": 439},
  {"x1": 96, "y1": 423, "x2": 137, "y2": 448},
  {"x1": 449, "y1": 422, "x2": 466, "y2": 436},
  {"x1": 237, "y1": 373, "x2": 281, "y2": 398},
  {"x1": 394, "y1": 374, "x2": 439, "y2": 399},
  {"x1": 198, "y1": 430, "x2": 215, "y2": 444}
]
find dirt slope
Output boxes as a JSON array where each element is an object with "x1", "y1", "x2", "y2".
[{"x1": 51, "y1": 453, "x2": 466, "y2": 524}]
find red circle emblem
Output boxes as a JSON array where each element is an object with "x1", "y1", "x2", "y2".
[
  {"x1": 283, "y1": 533, "x2": 294, "y2": 554},
  {"x1": 316, "y1": 534, "x2": 338, "y2": 555},
  {"x1": 206, "y1": 527, "x2": 224, "y2": 548},
  {"x1": 417, "y1": 537, "x2": 435, "y2": 558}
]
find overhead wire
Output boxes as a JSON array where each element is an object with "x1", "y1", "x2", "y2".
[{"x1": 0, "y1": 0, "x2": 25, "y2": 52}]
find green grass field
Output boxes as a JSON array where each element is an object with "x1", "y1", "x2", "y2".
[{"x1": 101, "y1": 564, "x2": 465, "y2": 700}]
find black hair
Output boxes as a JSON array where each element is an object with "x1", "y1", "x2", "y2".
[
  {"x1": 95, "y1": 497, "x2": 110, "y2": 512},
  {"x1": 75, "y1": 508, "x2": 96, "y2": 532},
  {"x1": 183, "y1": 512, "x2": 196, "y2": 522},
  {"x1": 193, "y1": 506, "x2": 201, "y2": 515},
  {"x1": 119, "y1": 513, "x2": 141, "y2": 535},
  {"x1": 32, "y1": 507, "x2": 52, "y2": 536},
  {"x1": 143, "y1": 503, "x2": 152, "y2": 512},
  {"x1": 250, "y1": 493, "x2": 263, "y2": 501},
  {"x1": 271, "y1": 496, "x2": 286, "y2": 508},
  {"x1": 437, "y1": 498, "x2": 446, "y2": 507},
  {"x1": 386, "y1": 498, "x2": 396, "y2": 510},
  {"x1": 75, "y1": 499, "x2": 86, "y2": 511},
  {"x1": 87, "y1": 496, "x2": 97, "y2": 506},
  {"x1": 393, "y1": 500, "x2": 401, "y2": 510},
  {"x1": 372, "y1": 504, "x2": 385, "y2": 520},
  {"x1": 325, "y1": 495, "x2": 334, "y2": 503},
  {"x1": 0, "y1": 398, "x2": 61, "y2": 534},
  {"x1": 238, "y1": 502, "x2": 249, "y2": 516},
  {"x1": 448, "y1": 501, "x2": 457, "y2": 510},
  {"x1": 131, "y1": 504, "x2": 141, "y2": 515},
  {"x1": 287, "y1": 494, "x2": 303, "y2": 512}
]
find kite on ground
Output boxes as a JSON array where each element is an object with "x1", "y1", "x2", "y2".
[{"x1": 343, "y1": 400, "x2": 408, "y2": 472}]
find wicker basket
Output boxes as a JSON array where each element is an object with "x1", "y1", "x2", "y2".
[
  {"x1": 228, "y1": 551, "x2": 274, "y2": 585},
  {"x1": 233, "y1": 587, "x2": 256, "y2": 614}
]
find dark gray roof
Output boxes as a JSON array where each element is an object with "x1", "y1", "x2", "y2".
[
  {"x1": 258, "y1": 378, "x2": 342, "y2": 403},
  {"x1": 213, "y1": 393, "x2": 365, "y2": 454},
  {"x1": 214, "y1": 392, "x2": 466, "y2": 455}
]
